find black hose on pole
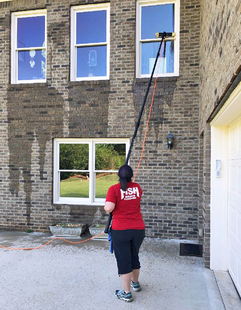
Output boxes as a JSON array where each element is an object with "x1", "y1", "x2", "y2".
[{"x1": 104, "y1": 33, "x2": 167, "y2": 234}]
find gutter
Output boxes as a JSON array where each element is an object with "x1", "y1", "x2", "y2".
[{"x1": 207, "y1": 64, "x2": 241, "y2": 123}]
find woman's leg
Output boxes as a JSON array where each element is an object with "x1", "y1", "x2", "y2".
[
  {"x1": 111, "y1": 229, "x2": 132, "y2": 275},
  {"x1": 131, "y1": 229, "x2": 145, "y2": 271},
  {"x1": 132, "y1": 269, "x2": 140, "y2": 283},
  {"x1": 120, "y1": 269, "x2": 140, "y2": 292},
  {"x1": 111, "y1": 230, "x2": 144, "y2": 293},
  {"x1": 120, "y1": 272, "x2": 132, "y2": 293}
]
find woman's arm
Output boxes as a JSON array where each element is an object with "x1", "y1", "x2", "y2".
[{"x1": 104, "y1": 201, "x2": 115, "y2": 214}]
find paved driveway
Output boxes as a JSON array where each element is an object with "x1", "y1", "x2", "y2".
[{"x1": 0, "y1": 231, "x2": 224, "y2": 310}]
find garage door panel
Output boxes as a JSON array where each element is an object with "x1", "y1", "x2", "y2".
[
  {"x1": 229, "y1": 195, "x2": 241, "y2": 216},
  {"x1": 229, "y1": 245, "x2": 237, "y2": 282},
  {"x1": 228, "y1": 204, "x2": 236, "y2": 236},
  {"x1": 229, "y1": 166, "x2": 237, "y2": 193},
  {"x1": 237, "y1": 214, "x2": 241, "y2": 246},
  {"x1": 229, "y1": 231, "x2": 238, "y2": 252}
]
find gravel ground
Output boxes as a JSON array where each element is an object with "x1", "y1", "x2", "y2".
[{"x1": 0, "y1": 232, "x2": 224, "y2": 310}]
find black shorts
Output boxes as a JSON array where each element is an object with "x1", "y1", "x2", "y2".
[{"x1": 111, "y1": 229, "x2": 145, "y2": 275}]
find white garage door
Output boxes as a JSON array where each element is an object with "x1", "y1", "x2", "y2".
[{"x1": 228, "y1": 117, "x2": 241, "y2": 296}]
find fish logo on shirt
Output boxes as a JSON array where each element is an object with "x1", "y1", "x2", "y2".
[{"x1": 120, "y1": 187, "x2": 140, "y2": 200}]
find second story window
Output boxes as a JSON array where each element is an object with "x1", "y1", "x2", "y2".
[
  {"x1": 71, "y1": 4, "x2": 110, "y2": 81},
  {"x1": 11, "y1": 10, "x2": 47, "y2": 84},
  {"x1": 136, "y1": 0, "x2": 180, "y2": 78}
]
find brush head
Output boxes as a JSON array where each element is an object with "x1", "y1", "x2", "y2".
[{"x1": 155, "y1": 32, "x2": 176, "y2": 38}]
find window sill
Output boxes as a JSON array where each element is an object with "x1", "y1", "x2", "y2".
[
  {"x1": 69, "y1": 80, "x2": 110, "y2": 87},
  {"x1": 134, "y1": 76, "x2": 178, "y2": 84},
  {"x1": 8, "y1": 82, "x2": 47, "y2": 90},
  {"x1": 54, "y1": 201, "x2": 105, "y2": 207}
]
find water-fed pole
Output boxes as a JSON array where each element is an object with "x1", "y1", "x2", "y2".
[{"x1": 104, "y1": 32, "x2": 174, "y2": 234}]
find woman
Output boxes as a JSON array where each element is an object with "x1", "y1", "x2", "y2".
[{"x1": 104, "y1": 165, "x2": 145, "y2": 302}]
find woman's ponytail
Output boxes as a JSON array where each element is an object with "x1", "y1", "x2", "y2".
[{"x1": 120, "y1": 178, "x2": 128, "y2": 191}]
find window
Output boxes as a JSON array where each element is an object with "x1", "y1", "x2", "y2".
[
  {"x1": 54, "y1": 139, "x2": 129, "y2": 205},
  {"x1": 71, "y1": 4, "x2": 110, "y2": 81},
  {"x1": 136, "y1": 0, "x2": 179, "y2": 78},
  {"x1": 11, "y1": 10, "x2": 47, "y2": 84}
]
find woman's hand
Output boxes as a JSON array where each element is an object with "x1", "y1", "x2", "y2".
[{"x1": 104, "y1": 201, "x2": 115, "y2": 214}]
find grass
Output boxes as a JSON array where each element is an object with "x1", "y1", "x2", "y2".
[{"x1": 60, "y1": 174, "x2": 118, "y2": 198}]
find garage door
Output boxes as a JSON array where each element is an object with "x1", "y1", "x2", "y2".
[{"x1": 228, "y1": 117, "x2": 241, "y2": 296}]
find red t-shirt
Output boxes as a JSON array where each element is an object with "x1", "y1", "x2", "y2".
[{"x1": 105, "y1": 182, "x2": 145, "y2": 230}]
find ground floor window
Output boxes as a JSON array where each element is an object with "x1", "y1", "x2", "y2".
[{"x1": 53, "y1": 138, "x2": 129, "y2": 205}]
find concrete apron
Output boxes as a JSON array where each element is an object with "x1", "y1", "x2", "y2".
[{"x1": 0, "y1": 231, "x2": 238, "y2": 310}]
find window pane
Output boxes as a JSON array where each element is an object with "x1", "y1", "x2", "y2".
[
  {"x1": 76, "y1": 10, "x2": 106, "y2": 44},
  {"x1": 17, "y1": 16, "x2": 45, "y2": 48},
  {"x1": 141, "y1": 41, "x2": 174, "y2": 74},
  {"x1": 77, "y1": 46, "x2": 107, "y2": 78},
  {"x1": 18, "y1": 50, "x2": 46, "y2": 80},
  {"x1": 59, "y1": 144, "x2": 89, "y2": 170},
  {"x1": 95, "y1": 172, "x2": 118, "y2": 198},
  {"x1": 141, "y1": 4, "x2": 174, "y2": 40},
  {"x1": 95, "y1": 144, "x2": 126, "y2": 170},
  {"x1": 60, "y1": 172, "x2": 89, "y2": 198}
]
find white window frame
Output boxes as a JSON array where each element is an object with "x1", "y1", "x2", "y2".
[
  {"x1": 136, "y1": 0, "x2": 180, "y2": 78},
  {"x1": 54, "y1": 138, "x2": 130, "y2": 205},
  {"x1": 11, "y1": 10, "x2": 47, "y2": 84},
  {"x1": 70, "y1": 4, "x2": 110, "y2": 82}
]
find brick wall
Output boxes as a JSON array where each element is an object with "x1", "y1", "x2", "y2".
[
  {"x1": 199, "y1": 0, "x2": 241, "y2": 130},
  {"x1": 0, "y1": 0, "x2": 201, "y2": 241},
  {"x1": 199, "y1": 0, "x2": 241, "y2": 267},
  {"x1": 202, "y1": 125, "x2": 211, "y2": 267}
]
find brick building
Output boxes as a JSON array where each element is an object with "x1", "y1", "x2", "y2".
[
  {"x1": 0, "y1": 0, "x2": 240, "y2": 295},
  {"x1": 199, "y1": 0, "x2": 241, "y2": 295}
]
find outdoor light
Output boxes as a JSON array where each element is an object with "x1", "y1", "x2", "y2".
[{"x1": 166, "y1": 133, "x2": 174, "y2": 149}]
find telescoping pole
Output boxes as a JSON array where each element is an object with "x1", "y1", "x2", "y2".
[{"x1": 104, "y1": 32, "x2": 171, "y2": 234}]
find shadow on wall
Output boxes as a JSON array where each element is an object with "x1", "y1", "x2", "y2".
[
  {"x1": 133, "y1": 80, "x2": 176, "y2": 141},
  {"x1": 68, "y1": 83, "x2": 110, "y2": 137},
  {"x1": 7, "y1": 85, "x2": 65, "y2": 225}
]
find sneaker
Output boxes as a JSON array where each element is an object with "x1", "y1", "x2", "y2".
[
  {"x1": 131, "y1": 280, "x2": 141, "y2": 292},
  {"x1": 115, "y1": 289, "x2": 133, "y2": 302}
]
